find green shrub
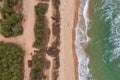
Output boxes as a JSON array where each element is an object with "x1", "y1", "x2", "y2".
[
  {"x1": 3, "y1": 0, "x2": 19, "y2": 8},
  {"x1": 34, "y1": 3, "x2": 48, "y2": 48},
  {"x1": 30, "y1": 68, "x2": 41, "y2": 80},
  {"x1": 9, "y1": 0, "x2": 19, "y2": 7},
  {"x1": 12, "y1": 25, "x2": 23, "y2": 35},
  {"x1": 7, "y1": 13, "x2": 22, "y2": 25},
  {"x1": 0, "y1": 21, "x2": 23, "y2": 37},
  {"x1": 32, "y1": 54, "x2": 43, "y2": 68},
  {"x1": 0, "y1": 8, "x2": 15, "y2": 19},
  {"x1": 35, "y1": 4, "x2": 48, "y2": 16},
  {"x1": 30, "y1": 53, "x2": 45, "y2": 80},
  {"x1": 0, "y1": 42, "x2": 24, "y2": 80},
  {"x1": 0, "y1": 0, "x2": 23, "y2": 37},
  {"x1": 31, "y1": 3, "x2": 49, "y2": 80},
  {"x1": 3, "y1": 0, "x2": 9, "y2": 8}
]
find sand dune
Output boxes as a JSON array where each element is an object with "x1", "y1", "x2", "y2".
[{"x1": 0, "y1": 0, "x2": 80, "y2": 80}]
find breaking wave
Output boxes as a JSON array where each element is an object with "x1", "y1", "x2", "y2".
[
  {"x1": 75, "y1": 0, "x2": 90, "y2": 80},
  {"x1": 100, "y1": 0, "x2": 120, "y2": 65}
]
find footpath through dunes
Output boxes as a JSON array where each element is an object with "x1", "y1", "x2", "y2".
[
  {"x1": 45, "y1": 0, "x2": 54, "y2": 80},
  {"x1": 0, "y1": 0, "x2": 78, "y2": 79},
  {"x1": 0, "y1": 0, "x2": 60, "y2": 80},
  {"x1": 58, "y1": 0, "x2": 79, "y2": 80},
  {"x1": 22, "y1": 0, "x2": 39, "y2": 80},
  {"x1": 45, "y1": 0, "x2": 61, "y2": 79},
  {"x1": 0, "y1": 0, "x2": 39, "y2": 80}
]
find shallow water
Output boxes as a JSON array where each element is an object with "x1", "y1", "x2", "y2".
[
  {"x1": 87, "y1": 0, "x2": 120, "y2": 80},
  {"x1": 76, "y1": 0, "x2": 120, "y2": 80}
]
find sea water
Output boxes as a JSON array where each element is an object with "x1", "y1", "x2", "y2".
[{"x1": 76, "y1": 0, "x2": 120, "y2": 80}]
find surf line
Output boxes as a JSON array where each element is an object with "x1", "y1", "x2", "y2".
[{"x1": 75, "y1": 0, "x2": 90, "y2": 80}]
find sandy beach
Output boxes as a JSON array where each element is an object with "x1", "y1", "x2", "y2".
[{"x1": 58, "y1": 0, "x2": 80, "y2": 80}]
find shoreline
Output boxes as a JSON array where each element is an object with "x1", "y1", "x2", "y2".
[
  {"x1": 75, "y1": 0, "x2": 90, "y2": 80},
  {"x1": 72, "y1": 0, "x2": 80, "y2": 80}
]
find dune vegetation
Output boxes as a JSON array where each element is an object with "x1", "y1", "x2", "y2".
[
  {"x1": 0, "y1": 42, "x2": 24, "y2": 80},
  {"x1": 30, "y1": 3, "x2": 50, "y2": 80},
  {"x1": 30, "y1": 53, "x2": 47, "y2": 80},
  {"x1": 34, "y1": 3, "x2": 49, "y2": 48},
  {"x1": 0, "y1": 0, "x2": 23, "y2": 37}
]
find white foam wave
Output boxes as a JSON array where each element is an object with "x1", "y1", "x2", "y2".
[
  {"x1": 101, "y1": 0, "x2": 120, "y2": 62},
  {"x1": 75, "y1": 0, "x2": 90, "y2": 80}
]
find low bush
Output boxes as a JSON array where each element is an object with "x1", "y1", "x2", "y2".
[
  {"x1": 31, "y1": 3, "x2": 51, "y2": 80},
  {"x1": 0, "y1": 21, "x2": 23, "y2": 37},
  {"x1": 0, "y1": 0, "x2": 23, "y2": 37},
  {"x1": 34, "y1": 3, "x2": 48, "y2": 48},
  {"x1": 3, "y1": 0, "x2": 19, "y2": 8},
  {"x1": 0, "y1": 42, "x2": 24, "y2": 80},
  {"x1": 30, "y1": 53, "x2": 48, "y2": 80}
]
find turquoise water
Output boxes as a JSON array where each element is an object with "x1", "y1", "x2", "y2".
[{"x1": 87, "y1": 0, "x2": 120, "y2": 80}]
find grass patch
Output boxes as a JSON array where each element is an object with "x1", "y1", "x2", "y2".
[{"x1": 0, "y1": 42, "x2": 24, "y2": 80}]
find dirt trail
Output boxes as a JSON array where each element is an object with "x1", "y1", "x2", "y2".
[
  {"x1": 45, "y1": 0, "x2": 55, "y2": 80},
  {"x1": 46, "y1": 0, "x2": 55, "y2": 47},
  {"x1": 0, "y1": 0, "x2": 39, "y2": 80},
  {"x1": 22, "y1": 0, "x2": 39, "y2": 80},
  {"x1": 45, "y1": 54, "x2": 54, "y2": 80},
  {"x1": 0, "y1": 0, "x2": 56, "y2": 80}
]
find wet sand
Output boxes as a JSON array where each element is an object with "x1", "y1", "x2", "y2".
[{"x1": 73, "y1": 0, "x2": 81, "y2": 80}]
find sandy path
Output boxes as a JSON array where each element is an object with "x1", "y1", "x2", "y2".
[
  {"x1": 22, "y1": 0, "x2": 39, "y2": 80},
  {"x1": 0, "y1": 0, "x2": 39, "y2": 80},
  {"x1": 46, "y1": 0, "x2": 55, "y2": 47},
  {"x1": 58, "y1": 0, "x2": 78, "y2": 80},
  {"x1": 0, "y1": 0, "x2": 79, "y2": 80},
  {"x1": 45, "y1": 0, "x2": 54, "y2": 80},
  {"x1": 45, "y1": 54, "x2": 54, "y2": 80},
  {"x1": 0, "y1": 0, "x2": 55, "y2": 80}
]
